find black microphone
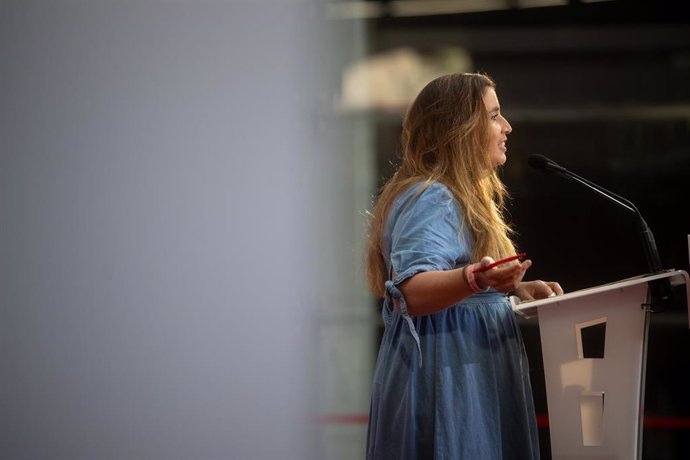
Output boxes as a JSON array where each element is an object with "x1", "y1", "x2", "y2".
[
  {"x1": 528, "y1": 154, "x2": 568, "y2": 174},
  {"x1": 528, "y1": 154, "x2": 674, "y2": 310}
]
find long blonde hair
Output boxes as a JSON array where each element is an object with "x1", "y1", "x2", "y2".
[{"x1": 365, "y1": 73, "x2": 516, "y2": 297}]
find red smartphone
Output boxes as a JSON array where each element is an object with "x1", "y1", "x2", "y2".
[{"x1": 473, "y1": 252, "x2": 527, "y2": 273}]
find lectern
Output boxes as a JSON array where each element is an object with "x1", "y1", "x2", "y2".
[{"x1": 513, "y1": 270, "x2": 690, "y2": 460}]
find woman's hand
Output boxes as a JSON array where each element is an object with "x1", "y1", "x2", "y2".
[
  {"x1": 473, "y1": 256, "x2": 532, "y2": 293},
  {"x1": 513, "y1": 280, "x2": 564, "y2": 301}
]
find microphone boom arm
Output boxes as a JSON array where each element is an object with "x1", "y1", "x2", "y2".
[
  {"x1": 561, "y1": 171, "x2": 638, "y2": 214},
  {"x1": 528, "y1": 154, "x2": 672, "y2": 309},
  {"x1": 560, "y1": 169, "x2": 663, "y2": 274}
]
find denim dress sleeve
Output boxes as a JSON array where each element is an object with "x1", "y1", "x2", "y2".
[
  {"x1": 382, "y1": 182, "x2": 469, "y2": 367},
  {"x1": 387, "y1": 182, "x2": 466, "y2": 283}
]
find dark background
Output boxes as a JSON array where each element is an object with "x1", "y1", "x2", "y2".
[{"x1": 364, "y1": 1, "x2": 690, "y2": 458}]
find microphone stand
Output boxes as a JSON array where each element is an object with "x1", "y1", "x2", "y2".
[{"x1": 538, "y1": 160, "x2": 674, "y2": 311}]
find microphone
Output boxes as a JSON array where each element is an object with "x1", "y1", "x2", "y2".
[
  {"x1": 528, "y1": 154, "x2": 568, "y2": 174},
  {"x1": 528, "y1": 154, "x2": 674, "y2": 310}
]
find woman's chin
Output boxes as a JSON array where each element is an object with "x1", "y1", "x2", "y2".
[{"x1": 493, "y1": 153, "x2": 507, "y2": 167}]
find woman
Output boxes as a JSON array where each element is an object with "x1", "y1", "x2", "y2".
[{"x1": 364, "y1": 73, "x2": 563, "y2": 459}]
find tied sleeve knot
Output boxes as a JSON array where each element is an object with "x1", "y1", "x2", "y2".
[{"x1": 384, "y1": 280, "x2": 423, "y2": 368}]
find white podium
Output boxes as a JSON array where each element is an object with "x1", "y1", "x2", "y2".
[{"x1": 513, "y1": 270, "x2": 690, "y2": 460}]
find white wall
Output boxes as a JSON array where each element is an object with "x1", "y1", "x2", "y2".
[{"x1": 0, "y1": 1, "x2": 365, "y2": 459}]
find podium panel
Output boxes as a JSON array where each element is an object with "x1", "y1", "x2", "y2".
[
  {"x1": 539, "y1": 283, "x2": 647, "y2": 459},
  {"x1": 513, "y1": 270, "x2": 690, "y2": 460}
]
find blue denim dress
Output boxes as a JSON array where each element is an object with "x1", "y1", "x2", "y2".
[{"x1": 366, "y1": 182, "x2": 539, "y2": 460}]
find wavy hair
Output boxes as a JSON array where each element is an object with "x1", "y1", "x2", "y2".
[{"x1": 365, "y1": 73, "x2": 516, "y2": 297}]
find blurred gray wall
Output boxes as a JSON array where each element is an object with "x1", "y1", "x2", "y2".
[{"x1": 1, "y1": 1, "x2": 340, "y2": 458}]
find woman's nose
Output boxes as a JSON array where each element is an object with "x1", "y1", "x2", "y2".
[{"x1": 503, "y1": 117, "x2": 512, "y2": 134}]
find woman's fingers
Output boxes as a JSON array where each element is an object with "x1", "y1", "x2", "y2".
[
  {"x1": 547, "y1": 281, "x2": 564, "y2": 296},
  {"x1": 476, "y1": 260, "x2": 531, "y2": 292},
  {"x1": 515, "y1": 280, "x2": 565, "y2": 300},
  {"x1": 474, "y1": 256, "x2": 495, "y2": 272}
]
